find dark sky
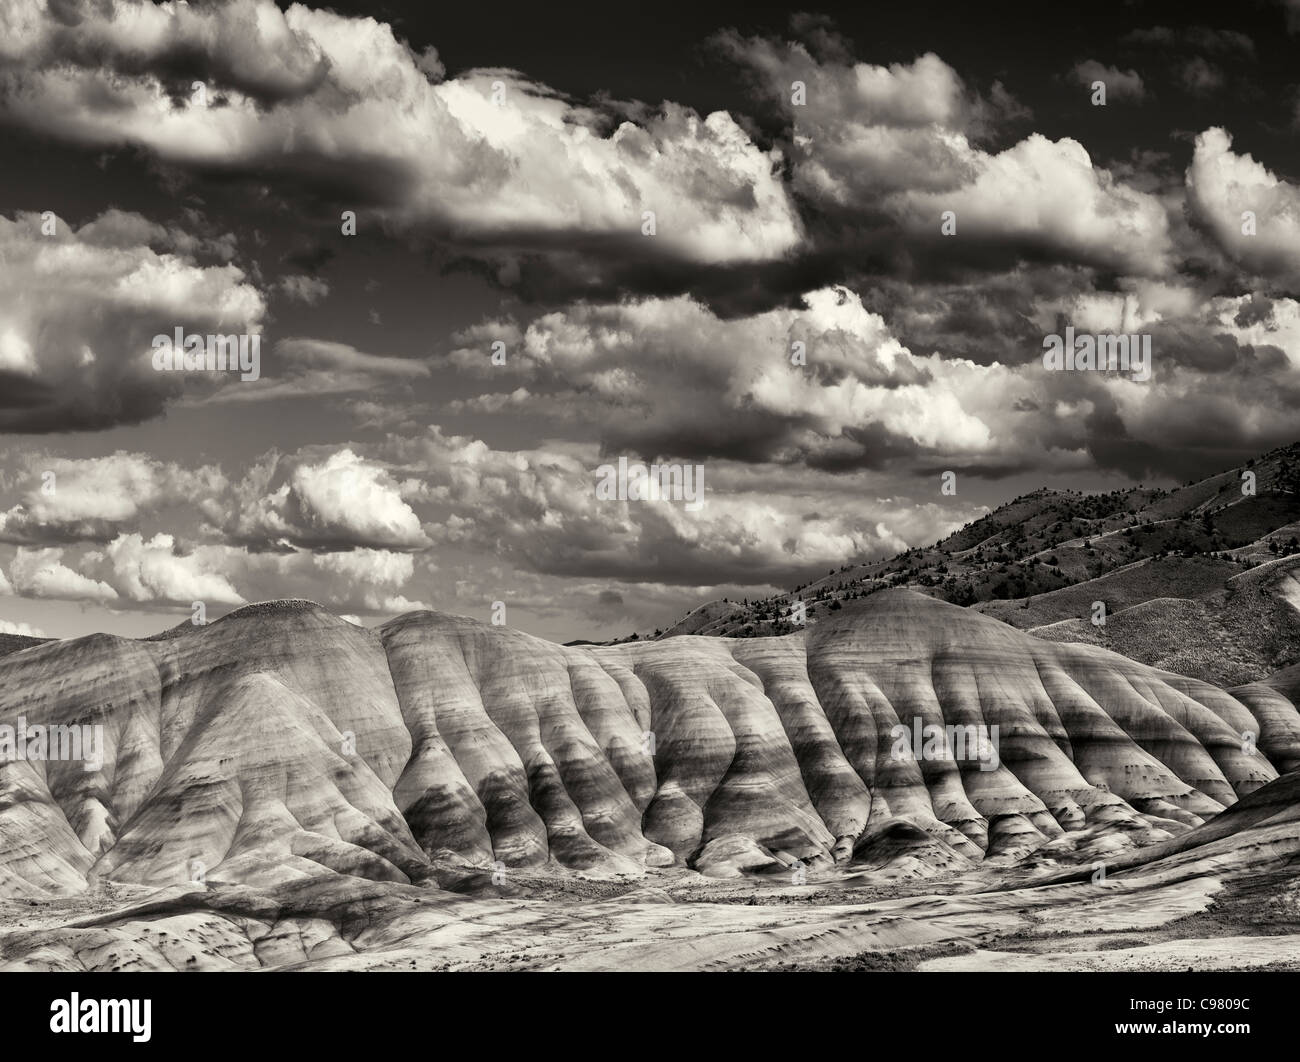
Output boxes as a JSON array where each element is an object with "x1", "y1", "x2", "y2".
[{"x1": 365, "y1": 0, "x2": 1299, "y2": 162}]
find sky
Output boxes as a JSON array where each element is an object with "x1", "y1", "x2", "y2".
[{"x1": 0, "y1": 0, "x2": 1298, "y2": 643}]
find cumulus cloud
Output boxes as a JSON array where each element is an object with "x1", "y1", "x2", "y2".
[
  {"x1": 228, "y1": 448, "x2": 431, "y2": 551},
  {"x1": 1186, "y1": 127, "x2": 1300, "y2": 278},
  {"x1": 1214, "y1": 294, "x2": 1300, "y2": 371},
  {"x1": 892, "y1": 134, "x2": 1172, "y2": 276},
  {"x1": 10, "y1": 547, "x2": 118, "y2": 601},
  {"x1": 308, "y1": 549, "x2": 428, "y2": 612},
  {"x1": 102, "y1": 533, "x2": 245, "y2": 606},
  {"x1": 0, "y1": 451, "x2": 224, "y2": 544},
  {"x1": 446, "y1": 276, "x2": 1300, "y2": 482},
  {"x1": 1012, "y1": 282, "x2": 1300, "y2": 474},
  {"x1": 386, "y1": 425, "x2": 967, "y2": 586},
  {"x1": 0, "y1": 7, "x2": 1293, "y2": 639},
  {"x1": 447, "y1": 286, "x2": 1018, "y2": 469},
  {"x1": 716, "y1": 35, "x2": 1171, "y2": 277},
  {"x1": 715, "y1": 39, "x2": 1007, "y2": 199},
  {"x1": 0, "y1": 0, "x2": 803, "y2": 271},
  {"x1": 0, "y1": 0, "x2": 333, "y2": 96},
  {"x1": 0, "y1": 619, "x2": 45, "y2": 637},
  {"x1": 74, "y1": 207, "x2": 238, "y2": 260},
  {"x1": 1, "y1": 533, "x2": 429, "y2": 617},
  {"x1": 0, "y1": 446, "x2": 431, "y2": 615},
  {"x1": 0, "y1": 210, "x2": 264, "y2": 432},
  {"x1": 196, "y1": 546, "x2": 431, "y2": 616}
]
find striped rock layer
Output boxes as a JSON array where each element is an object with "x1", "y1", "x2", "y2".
[{"x1": 1, "y1": 590, "x2": 1295, "y2": 896}]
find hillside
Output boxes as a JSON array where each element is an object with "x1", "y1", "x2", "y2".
[
  {"x1": 1, "y1": 590, "x2": 1298, "y2": 971},
  {"x1": 658, "y1": 441, "x2": 1300, "y2": 685},
  {"x1": 1, "y1": 590, "x2": 1295, "y2": 902}
]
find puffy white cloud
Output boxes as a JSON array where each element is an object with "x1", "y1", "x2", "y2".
[
  {"x1": 722, "y1": 39, "x2": 979, "y2": 132},
  {"x1": 448, "y1": 286, "x2": 1001, "y2": 466},
  {"x1": 187, "y1": 545, "x2": 431, "y2": 616},
  {"x1": 1013, "y1": 284, "x2": 1300, "y2": 470},
  {"x1": 1212, "y1": 294, "x2": 1300, "y2": 370},
  {"x1": 0, "y1": 619, "x2": 45, "y2": 637},
  {"x1": 717, "y1": 41, "x2": 995, "y2": 199},
  {"x1": 309, "y1": 549, "x2": 428, "y2": 612},
  {"x1": 1031, "y1": 280, "x2": 1199, "y2": 336},
  {"x1": 0, "y1": 0, "x2": 332, "y2": 95},
  {"x1": 0, "y1": 210, "x2": 264, "y2": 431},
  {"x1": 1, "y1": 530, "x2": 428, "y2": 617},
  {"x1": 1186, "y1": 127, "x2": 1300, "y2": 277},
  {"x1": 718, "y1": 37, "x2": 1171, "y2": 275},
  {"x1": 229, "y1": 449, "x2": 430, "y2": 551},
  {"x1": 893, "y1": 134, "x2": 1173, "y2": 277},
  {"x1": 448, "y1": 272, "x2": 1300, "y2": 484},
  {"x1": 0, "y1": 451, "x2": 225, "y2": 544},
  {"x1": 10, "y1": 548, "x2": 118, "y2": 601},
  {"x1": 103, "y1": 533, "x2": 244, "y2": 606},
  {"x1": 73, "y1": 208, "x2": 237, "y2": 260},
  {"x1": 385, "y1": 426, "x2": 969, "y2": 586},
  {"x1": 0, "y1": 0, "x2": 803, "y2": 267}
]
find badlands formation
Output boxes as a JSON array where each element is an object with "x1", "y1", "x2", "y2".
[{"x1": 1, "y1": 590, "x2": 1299, "y2": 971}]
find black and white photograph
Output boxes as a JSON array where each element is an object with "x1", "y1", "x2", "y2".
[{"x1": 0, "y1": 0, "x2": 1298, "y2": 1042}]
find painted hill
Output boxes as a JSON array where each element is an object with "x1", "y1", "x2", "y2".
[
  {"x1": 1, "y1": 590, "x2": 1295, "y2": 900},
  {"x1": 4, "y1": 769, "x2": 1298, "y2": 973}
]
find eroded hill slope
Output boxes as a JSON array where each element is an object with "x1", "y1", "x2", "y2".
[{"x1": 0, "y1": 591, "x2": 1296, "y2": 897}]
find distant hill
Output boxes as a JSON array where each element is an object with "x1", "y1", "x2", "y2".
[
  {"x1": 655, "y1": 441, "x2": 1300, "y2": 685},
  {"x1": 0, "y1": 632, "x2": 51, "y2": 657}
]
